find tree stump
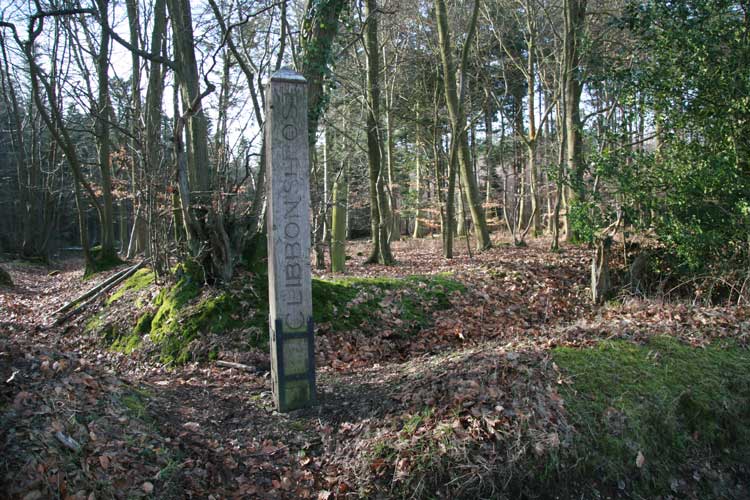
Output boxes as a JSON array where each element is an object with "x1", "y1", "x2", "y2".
[
  {"x1": 592, "y1": 237, "x2": 612, "y2": 305},
  {"x1": 0, "y1": 266, "x2": 12, "y2": 287}
]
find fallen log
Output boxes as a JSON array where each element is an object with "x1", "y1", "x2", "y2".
[
  {"x1": 215, "y1": 360, "x2": 258, "y2": 373},
  {"x1": 51, "y1": 261, "x2": 146, "y2": 326},
  {"x1": 50, "y1": 263, "x2": 138, "y2": 317}
]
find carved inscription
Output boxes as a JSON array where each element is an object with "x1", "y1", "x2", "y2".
[
  {"x1": 266, "y1": 68, "x2": 314, "y2": 411},
  {"x1": 270, "y1": 83, "x2": 311, "y2": 332}
]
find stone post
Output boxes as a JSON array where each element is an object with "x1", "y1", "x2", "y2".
[{"x1": 265, "y1": 68, "x2": 315, "y2": 412}]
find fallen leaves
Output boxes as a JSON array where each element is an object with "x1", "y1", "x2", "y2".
[
  {"x1": 182, "y1": 421, "x2": 201, "y2": 432},
  {"x1": 2, "y1": 239, "x2": 749, "y2": 498}
]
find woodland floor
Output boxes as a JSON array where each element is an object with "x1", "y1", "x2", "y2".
[{"x1": 1, "y1": 237, "x2": 749, "y2": 499}]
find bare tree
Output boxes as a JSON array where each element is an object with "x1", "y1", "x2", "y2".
[
  {"x1": 435, "y1": 0, "x2": 491, "y2": 252},
  {"x1": 364, "y1": 0, "x2": 394, "y2": 264}
]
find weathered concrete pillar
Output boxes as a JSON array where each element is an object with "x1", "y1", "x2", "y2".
[{"x1": 265, "y1": 68, "x2": 315, "y2": 412}]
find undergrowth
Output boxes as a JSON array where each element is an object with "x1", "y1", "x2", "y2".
[
  {"x1": 553, "y1": 336, "x2": 750, "y2": 497},
  {"x1": 362, "y1": 337, "x2": 750, "y2": 499},
  {"x1": 83, "y1": 246, "x2": 125, "y2": 279},
  {"x1": 93, "y1": 263, "x2": 464, "y2": 366}
]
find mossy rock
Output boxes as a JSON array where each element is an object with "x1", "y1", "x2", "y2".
[
  {"x1": 0, "y1": 266, "x2": 12, "y2": 287},
  {"x1": 147, "y1": 272, "x2": 465, "y2": 364},
  {"x1": 110, "y1": 331, "x2": 142, "y2": 354},
  {"x1": 133, "y1": 310, "x2": 155, "y2": 335},
  {"x1": 89, "y1": 316, "x2": 143, "y2": 354}
]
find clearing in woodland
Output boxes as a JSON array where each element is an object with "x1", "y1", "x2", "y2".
[{"x1": 1, "y1": 238, "x2": 748, "y2": 499}]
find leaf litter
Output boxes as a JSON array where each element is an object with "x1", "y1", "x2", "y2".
[{"x1": 1, "y1": 237, "x2": 749, "y2": 498}]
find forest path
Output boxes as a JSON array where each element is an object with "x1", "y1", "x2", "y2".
[{"x1": 3, "y1": 239, "x2": 747, "y2": 498}]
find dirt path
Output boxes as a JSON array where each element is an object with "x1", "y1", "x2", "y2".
[{"x1": 3, "y1": 240, "x2": 748, "y2": 498}]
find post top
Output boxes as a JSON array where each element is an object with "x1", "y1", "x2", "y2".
[{"x1": 270, "y1": 67, "x2": 307, "y2": 84}]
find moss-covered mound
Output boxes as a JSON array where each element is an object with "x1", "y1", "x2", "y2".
[
  {"x1": 311, "y1": 273, "x2": 465, "y2": 333},
  {"x1": 88, "y1": 262, "x2": 464, "y2": 366},
  {"x1": 144, "y1": 272, "x2": 463, "y2": 365},
  {"x1": 106, "y1": 268, "x2": 155, "y2": 305},
  {"x1": 354, "y1": 337, "x2": 750, "y2": 499},
  {"x1": 553, "y1": 336, "x2": 750, "y2": 497}
]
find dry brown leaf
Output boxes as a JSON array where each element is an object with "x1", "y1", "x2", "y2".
[{"x1": 636, "y1": 451, "x2": 645, "y2": 468}]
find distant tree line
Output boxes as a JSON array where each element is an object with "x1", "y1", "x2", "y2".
[{"x1": 0, "y1": 0, "x2": 746, "y2": 291}]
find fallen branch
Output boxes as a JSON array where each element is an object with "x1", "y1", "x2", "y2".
[
  {"x1": 55, "y1": 431, "x2": 82, "y2": 452},
  {"x1": 51, "y1": 263, "x2": 138, "y2": 317},
  {"x1": 51, "y1": 261, "x2": 146, "y2": 326},
  {"x1": 215, "y1": 360, "x2": 258, "y2": 373}
]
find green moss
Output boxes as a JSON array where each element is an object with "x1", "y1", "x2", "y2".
[
  {"x1": 100, "y1": 264, "x2": 464, "y2": 366},
  {"x1": 158, "y1": 272, "x2": 465, "y2": 364},
  {"x1": 87, "y1": 309, "x2": 152, "y2": 354},
  {"x1": 136, "y1": 261, "x2": 205, "y2": 364},
  {"x1": 93, "y1": 317, "x2": 142, "y2": 354},
  {"x1": 107, "y1": 268, "x2": 155, "y2": 305},
  {"x1": 193, "y1": 293, "x2": 244, "y2": 333},
  {"x1": 120, "y1": 387, "x2": 152, "y2": 420},
  {"x1": 312, "y1": 273, "x2": 464, "y2": 334},
  {"x1": 134, "y1": 311, "x2": 154, "y2": 335},
  {"x1": 553, "y1": 336, "x2": 750, "y2": 496},
  {"x1": 151, "y1": 269, "x2": 201, "y2": 330},
  {"x1": 85, "y1": 312, "x2": 105, "y2": 333},
  {"x1": 111, "y1": 332, "x2": 142, "y2": 354}
]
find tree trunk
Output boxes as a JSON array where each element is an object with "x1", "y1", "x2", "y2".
[
  {"x1": 168, "y1": 0, "x2": 227, "y2": 278},
  {"x1": 591, "y1": 237, "x2": 612, "y2": 304},
  {"x1": 551, "y1": 98, "x2": 566, "y2": 251},
  {"x1": 312, "y1": 148, "x2": 327, "y2": 270},
  {"x1": 434, "y1": 0, "x2": 491, "y2": 251},
  {"x1": 300, "y1": 0, "x2": 347, "y2": 146},
  {"x1": 125, "y1": 0, "x2": 148, "y2": 259},
  {"x1": 563, "y1": 0, "x2": 587, "y2": 242},
  {"x1": 430, "y1": 85, "x2": 454, "y2": 257},
  {"x1": 142, "y1": 0, "x2": 166, "y2": 262},
  {"x1": 364, "y1": 0, "x2": 393, "y2": 265},
  {"x1": 413, "y1": 107, "x2": 426, "y2": 238},
  {"x1": 167, "y1": 0, "x2": 211, "y2": 200},
  {"x1": 95, "y1": 0, "x2": 117, "y2": 261},
  {"x1": 385, "y1": 79, "x2": 400, "y2": 242},
  {"x1": 330, "y1": 167, "x2": 347, "y2": 272},
  {"x1": 527, "y1": 43, "x2": 541, "y2": 237},
  {"x1": 456, "y1": 193, "x2": 466, "y2": 236},
  {"x1": 73, "y1": 179, "x2": 94, "y2": 271},
  {"x1": 483, "y1": 94, "x2": 496, "y2": 221}
]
